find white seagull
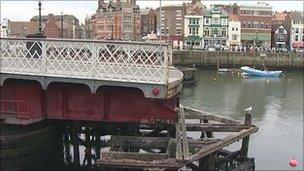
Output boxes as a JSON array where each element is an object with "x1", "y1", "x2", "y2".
[{"x1": 245, "y1": 106, "x2": 253, "y2": 112}]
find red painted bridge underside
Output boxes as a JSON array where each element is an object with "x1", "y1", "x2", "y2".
[{"x1": 0, "y1": 79, "x2": 178, "y2": 125}]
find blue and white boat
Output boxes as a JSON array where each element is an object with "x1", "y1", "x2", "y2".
[{"x1": 241, "y1": 66, "x2": 282, "y2": 77}]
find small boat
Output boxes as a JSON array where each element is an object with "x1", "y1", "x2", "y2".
[
  {"x1": 241, "y1": 66, "x2": 282, "y2": 77},
  {"x1": 218, "y1": 68, "x2": 231, "y2": 72}
]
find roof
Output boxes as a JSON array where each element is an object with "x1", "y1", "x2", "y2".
[
  {"x1": 229, "y1": 14, "x2": 239, "y2": 21},
  {"x1": 273, "y1": 12, "x2": 287, "y2": 21},
  {"x1": 289, "y1": 11, "x2": 303, "y2": 22},
  {"x1": 8, "y1": 21, "x2": 38, "y2": 36}
]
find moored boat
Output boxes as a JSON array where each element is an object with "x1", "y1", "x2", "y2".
[{"x1": 241, "y1": 66, "x2": 282, "y2": 77}]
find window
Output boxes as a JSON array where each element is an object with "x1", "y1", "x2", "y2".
[
  {"x1": 176, "y1": 10, "x2": 182, "y2": 16},
  {"x1": 302, "y1": 36, "x2": 304, "y2": 41},
  {"x1": 295, "y1": 28, "x2": 299, "y2": 33},
  {"x1": 277, "y1": 35, "x2": 284, "y2": 41},
  {"x1": 222, "y1": 28, "x2": 227, "y2": 37},
  {"x1": 204, "y1": 28, "x2": 209, "y2": 36},
  {"x1": 221, "y1": 18, "x2": 227, "y2": 25},
  {"x1": 278, "y1": 28, "x2": 284, "y2": 33},
  {"x1": 232, "y1": 27, "x2": 234, "y2": 31},
  {"x1": 212, "y1": 28, "x2": 219, "y2": 36},
  {"x1": 232, "y1": 34, "x2": 238, "y2": 40},
  {"x1": 177, "y1": 29, "x2": 181, "y2": 35},
  {"x1": 107, "y1": 26, "x2": 113, "y2": 31},
  {"x1": 205, "y1": 18, "x2": 210, "y2": 24},
  {"x1": 295, "y1": 35, "x2": 299, "y2": 41},
  {"x1": 123, "y1": 16, "x2": 132, "y2": 22},
  {"x1": 212, "y1": 17, "x2": 220, "y2": 25},
  {"x1": 236, "y1": 27, "x2": 238, "y2": 31},
  {"x1": 189, "y1": 27, "x2": 198, "y2": 35}
]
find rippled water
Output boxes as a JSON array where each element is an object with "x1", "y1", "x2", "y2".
[{"x1": 181, "y1": 70, "x2": 304, "y2": 170}]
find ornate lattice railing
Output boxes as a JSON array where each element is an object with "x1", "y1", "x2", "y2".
[{"x1": 0, "y1": 38, "x2": 172, "y2": 84}]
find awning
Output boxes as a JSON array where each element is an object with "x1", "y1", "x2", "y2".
[{"x1": 292, "y1": 42, "x2": 304, "y2": 48}]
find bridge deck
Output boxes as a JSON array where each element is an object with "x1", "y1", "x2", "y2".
[{"x1": 0, "y1": 38, "x2": 183, "y2": 98}]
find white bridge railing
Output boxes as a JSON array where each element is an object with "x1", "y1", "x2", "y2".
[{"x1": 0, "y1": 38, "x2": 172, "y2": 85}]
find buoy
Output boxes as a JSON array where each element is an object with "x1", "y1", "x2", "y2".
[
  {"x1": 289, "y1": 158, "x2": 298, "y2": 167},
  {"x1": 152, "y1": 87, "x2": 160, "y2": 96}
]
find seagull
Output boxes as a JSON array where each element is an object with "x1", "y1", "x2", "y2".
[{"x1": 245, "y1": 106, "x2": 253, "y2": 112}]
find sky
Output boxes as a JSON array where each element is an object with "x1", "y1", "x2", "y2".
[{"x1": 0, "y1": 0, "x2": 303, "y2": 24}]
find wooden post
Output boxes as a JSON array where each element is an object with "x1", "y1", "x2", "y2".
[
  {"x1": 180, "y1": 105, "x2": 189, "y2": 159},
  {"x1": 71, "y1": 128, "x2": 80, "y2": 166},
  {"x1": 198, "y1": 154, "x2": 215, "y2": 171},
  {"x1": 175, "y1": 110, "x2": 182, "y2": 160},
  {"x1": 217, "y1": 56, "x2": 220, "y2": 69},
  {"x1": 240, "y1": 113, "x2": 252, "y2": 156}
]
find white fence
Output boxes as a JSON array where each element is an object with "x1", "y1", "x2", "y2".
[{"x1": 0, "y1": 38, "x2": 172, "y2": 84}]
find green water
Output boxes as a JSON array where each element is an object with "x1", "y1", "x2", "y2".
[{"x1": 181, "y1": 70, "x2": 304, "y2": 170}]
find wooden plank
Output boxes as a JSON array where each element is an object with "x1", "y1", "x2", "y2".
[
  {"x1": 175, "y1": 114, "x2": 182, "y2": 160},
  {"x1": 102, "y1": 151, "x2": 169, "y2": 161},
  {"x1": 186, "y1": 123, "x2": 250, "y2": 132},
  {"x1": 108, "y1": 136, "x2": 220, "y2": 149},
  {"x1": 183, "y1": 107, "x2": 238, "y2": 124},
  {"x1": 109, "y1": 136, "x2": 170, "y2": 149},
  {"x1": 180, "y1": 106, "x2": 190, "y2": 159},
  {"x1": 187, "y1": 126, "x2": 259, "y2": 163},
  {"x1": 240, "y1": 113, "x2": 252, "y2": 156}
]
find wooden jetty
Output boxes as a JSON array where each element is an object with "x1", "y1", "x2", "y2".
[{"x1": 95, "y1": 106, "x2": 258, "y2": 170}]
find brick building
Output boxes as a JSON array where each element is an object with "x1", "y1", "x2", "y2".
[
  {"x1": 156, "y1": 4, "x2": 186, "y2": 48},
  {"x1": 140, "y1": 8, "x2": 157, "y2": 37},
  {"x1": 44, "y1": 16, "x2": 61, "y2": 38},
  {"x1": 4, "y1": 20, "x2": 38, "y2": 37},
  {"x1": 92, "y1": 0, "x2": 141, "y2": 41},
  {"x1": 31, "y1": 14, "x2": 82, "y2": 39},
  {"x1": 227, "y1": 14, "x2": 241, "y2": 47},
  {"x1": 271, "y1": 11, "x2": 290, "y2": 50},
  {"x1": 238, "y1": 2, "x2": 273, "y2": 47}
]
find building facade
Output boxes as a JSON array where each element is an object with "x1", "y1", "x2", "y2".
[
  {"x1": 272, "y1": 25, "x2": 288, "y2": 51},
  {"x1": 203, "y1": 6, "x2": 229, "y2": 48},
  {"x1": 140, "y1": 8, "x2": 157, "y2": 37},
  {"x1": 289, "y1": 11, "x2": 304, "y2": 50},
  {"x1": 93, "y1": 0, "x2": 141, "y2": 41},
  {"x1": 4, "y1": 20, "x2": 38, "y2": 37},
  {"x1": 271, "y1": 11, "x2": 291, "y2": 50},
  {"x1": 157, "y1": 5, "x2": 186, "y2": 48},
  {"x1": 184, "y1": 16, "x2": 204, "y2": 48},
  {"x1": 238, "y1": 2, "x2": 272, "y2": 47},
  {"x1": 184, "y1": 0, "x2": 205, "y2": 48},
  {"x1": 31, "y1": 13, "x2": 82, "y2": 39},
  {"x1": 227, "y1": 14, "x2": 241, "y2": 47}
]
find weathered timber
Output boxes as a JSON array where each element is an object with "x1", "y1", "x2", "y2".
[
  {"x1": 186, "y1": 123, "x2": 250, "y2": 132},
  {"x1": 183, "y1": 107, "x2": 238, "y2": 124},
  {"x1": 240, "y1": 113, "x2": 252, "y2": 157},
  {"x1": 180, "y1": 105, "x2": 190, "y2": 159},
  {"x1": 175, "y1": 112, "x2": 183, "y2": 160},
  {"x1": 102, "y1": 151, "x2": 169, "y2": 161},
  {"x1": 109, "y1": 136, "x2": 170, "y2": 149},
  {"x1": 108, "y1": 136, "x2": 220, "y2": 149},
  {"x1": 186, "y1": 126, "x2": 258, "y2": 163}
]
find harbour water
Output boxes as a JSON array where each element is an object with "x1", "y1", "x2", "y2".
[{"x1": 181, "y1": 69, "x2": 304, "y2": 170}]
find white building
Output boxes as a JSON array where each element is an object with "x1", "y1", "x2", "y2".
[
  {"x1": 1, "y1": 18, "x2": 9, "y2": 38},
  {"x1": 227, "y1": 14, "x2": 241, "y2": 47},
  {"x1": 289, "y1": 11, "x2": 304, "y2": 50},
  {"x1": 184, "y1": 15, "x2": 204, "y2": 48}
]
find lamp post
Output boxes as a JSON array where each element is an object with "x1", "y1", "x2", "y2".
[
  {"x1": 253, "y1": 31, "x2": 258, "y2": 68},
  {"x1": 61, "y1": 12, "x2": 64, "y2": 38}
]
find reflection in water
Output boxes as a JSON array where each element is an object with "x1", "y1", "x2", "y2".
[{"x1": 181, "y1": 70, "x2": 303, "y2": 170}]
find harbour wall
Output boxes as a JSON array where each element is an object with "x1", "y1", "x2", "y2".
[{"x1": 172, "y1": 51, "x2": 304, "y2": 70}]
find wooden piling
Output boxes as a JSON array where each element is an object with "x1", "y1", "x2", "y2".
[{"x1": 240, "y1": 113, "x2": 252, "y2": 157}]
